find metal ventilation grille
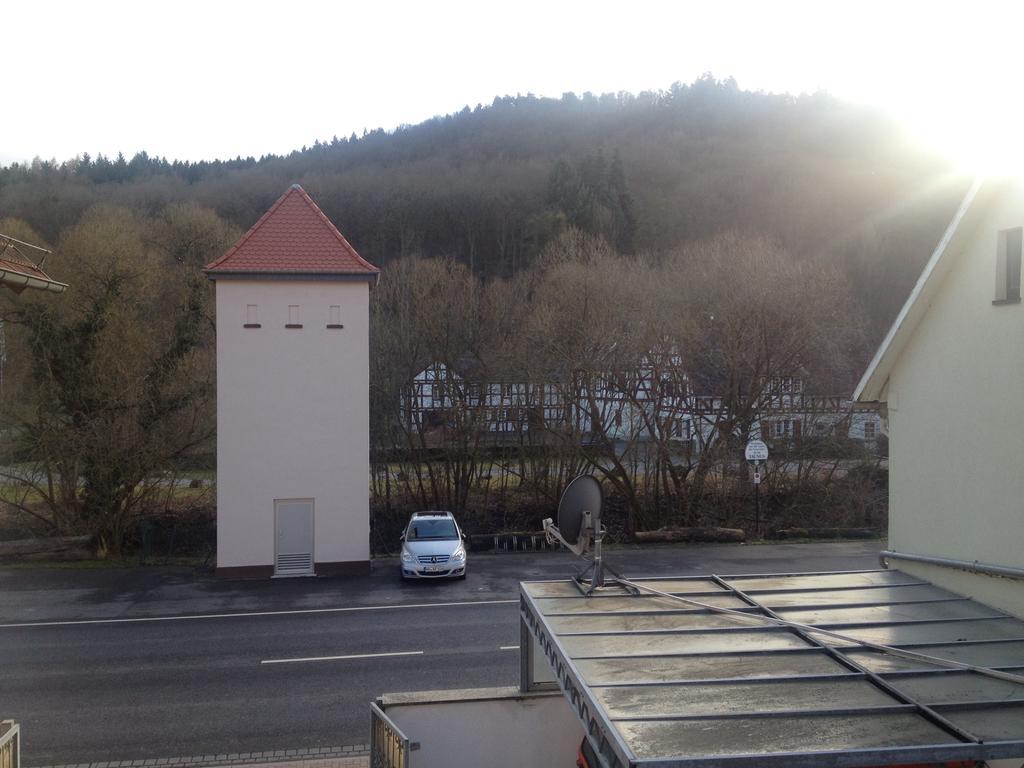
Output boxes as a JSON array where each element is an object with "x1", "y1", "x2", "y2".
[
  {"x1": 418, "y1": 554, "x2": 450, "y2": 564},
  {"x1": 275, "y1": 552, "x2": 313, "y2": 576}
]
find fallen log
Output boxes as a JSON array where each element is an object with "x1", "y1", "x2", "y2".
[
  {"x1": 0, "y1": 535, "x2": 92, "y2": 560},
  {"x1": 635, "y1": 527, "x2": 746, "y2": 544},
  {"x1": 775, "y1": 527, "x2": 879, "y2": 540}
]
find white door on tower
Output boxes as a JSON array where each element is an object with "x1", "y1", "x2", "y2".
[{"x1": 274, "y1": 499, "x2": 314, "y2": 576}]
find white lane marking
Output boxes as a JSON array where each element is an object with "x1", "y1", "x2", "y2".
[
  {"x1": 499, "y1": 645, "x2": 520, "y2": 650},
  {"x1": 262, "y1": 650, "x2": 423, "y2": 665},
  {"x1": 0, "y1": 598, "x2": 518, "y2": 629}
]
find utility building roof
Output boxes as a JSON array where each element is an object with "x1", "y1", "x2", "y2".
[
  {"x1": 520, "y1": 569, "x2": 1024, "y2": 768},
  {"x1": 204, "y1": 184, "x2": 379, "y2": 281}
]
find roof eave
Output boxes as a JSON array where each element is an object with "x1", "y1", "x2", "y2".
[
  {"x1": 203, "y1": 269, "x2": 380, "y2": 285},
  {"x1": 0, "y1": 267, "x2": 68, "y2": 294},
  {"x1": 854, "y1": 177, "x2": 991, "y2": 403}
]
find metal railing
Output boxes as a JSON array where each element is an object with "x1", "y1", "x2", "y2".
[
  {"x1": 0, "y1": 721, "x2": 20, "y2": 768},
  {"x1": 370, "y1": 702, "x2": 410, "y2": 768}
]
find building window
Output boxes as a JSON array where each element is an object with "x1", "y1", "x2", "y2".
[
  {"x1": 286, "y1": 305, "x2": 302, "y2": 328},
  {"x1": 863, "y1": 421, "x2": 877, "y2": 440},
  {"x1": 774, "y1": 421, "x2": 787, "y2": 438},
  {"x1": 996, "y1": 227, "x2": 1022, "y2": 303},
  {"x1": 244, "y1": 304, "x2": 260, "y2": 328},
  {"x1": 327, "y1": 305, "x2": 343, "y2": 328}
]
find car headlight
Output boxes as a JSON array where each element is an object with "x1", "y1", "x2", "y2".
[
  {"x1": 401, "y1": 549, "x2": 416, "y2": 564},
  {"x1": 450, "y1": 547, "x2": 466, "y2": 563}
]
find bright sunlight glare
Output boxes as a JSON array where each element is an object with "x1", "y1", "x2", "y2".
[
  {"x1": 3, "y1": 0, "x2": 1024, "y2": 176},
  {"x1": 890, "y1": 66, "x2": 1024, "y2": 178}
]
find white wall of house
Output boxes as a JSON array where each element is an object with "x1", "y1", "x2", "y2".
[
  {"x1": 379, "y1": 687, "x2": 583, "y2": 768},
  {"x1": 215, "y1": 278, "x2": 370, "y2": 574},
  {"x1": 881, "y1": 185, "x2": 1024, "y2": 616},
  {"x1": 847, "y1": 410, "x2": 882, "y2": 442},
  {"x1": 752, "y1": 402, "x2": 881, "y2": 444}
]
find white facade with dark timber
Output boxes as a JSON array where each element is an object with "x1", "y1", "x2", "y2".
[
  {"x1": 205, "y1": 185, "x2": 379, "y2": 578},
  {"x1": 403, "y1": 361, "x2": 879, "y2": 451}
]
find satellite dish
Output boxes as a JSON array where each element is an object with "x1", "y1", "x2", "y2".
[
  {"x1": 556, "y1": 475, "x2": 603, "y2": 548},
  {"x1": 544, "y1": 475, "x2": 629, "y2": 595}
]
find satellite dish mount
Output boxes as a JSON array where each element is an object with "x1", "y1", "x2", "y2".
[{"x1": 543, "y1": 475, "x2": 632, "y2": 596}]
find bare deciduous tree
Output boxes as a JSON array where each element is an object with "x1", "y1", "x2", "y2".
[{"x1": 0, "y1": 204, "x2": 228, "y2": 555}]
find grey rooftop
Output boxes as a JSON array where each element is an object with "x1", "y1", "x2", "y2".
[{"x1": 520, "y1": 569, "x2": 1024, "y2": 768}]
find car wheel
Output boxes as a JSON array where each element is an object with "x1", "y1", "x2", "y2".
[{"x1": 457, "y1": 571, "x2": 467, "y2": 580}]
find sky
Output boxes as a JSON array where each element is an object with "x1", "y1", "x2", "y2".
[{"x1": 4, "y1": 0, "x2": 1024, "y2": 171}]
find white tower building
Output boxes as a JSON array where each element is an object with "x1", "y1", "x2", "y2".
[{"x1": 204, "y1": 185, "x2": 379, "y2": 577}]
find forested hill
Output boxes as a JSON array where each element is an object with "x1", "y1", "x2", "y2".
[{"x1": 0, "y1": 75, "x2": 966, "y2": 338}]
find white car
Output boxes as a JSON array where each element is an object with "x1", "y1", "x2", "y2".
[{"x1": 400, "y1": 511, "x2": 468, "y2": 580}]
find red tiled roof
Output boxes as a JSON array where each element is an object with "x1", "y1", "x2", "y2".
[{"x1": 204, "y1": 185, "x2": 379, "y2": 278}]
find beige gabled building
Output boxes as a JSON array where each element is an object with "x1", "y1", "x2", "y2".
[
  {"x1": 205, "y1": 185, "x2": 379, "y2": 578},
  {"x1": 855, "y1": 178, "x2": 1024, "y2": 617}
]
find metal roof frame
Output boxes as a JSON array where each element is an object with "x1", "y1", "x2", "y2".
[
  {"x1": 519, "y1": 569, "x2": 1024, "y2": 768},
  {"x1": 0, "y1": 233, "x2": 67, "y2": 294}
]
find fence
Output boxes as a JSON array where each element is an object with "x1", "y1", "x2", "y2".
[
  {"x1": 0, "y1": 721, "x2": 19, "y2": 768},
  {"x1": 370, "y1": 702, "x2": 410, "y2": 768}
]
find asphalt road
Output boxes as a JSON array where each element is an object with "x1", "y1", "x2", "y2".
[{"x1": 0, "y1": 541, "x2": 883, "y2": 766}]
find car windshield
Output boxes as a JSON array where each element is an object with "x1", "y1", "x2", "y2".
[{"x1": 407, "y1": 518, "x2": 459, "y2": 541}]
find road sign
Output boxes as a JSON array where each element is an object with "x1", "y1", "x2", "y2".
[
  {"x1": 746, "y1": 439, "x2": 768, "y2": 538},
  {"x1": 745, "y1": 439, "x2": 769, "y2": 463}
]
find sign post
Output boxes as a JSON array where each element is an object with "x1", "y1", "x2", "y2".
[{"x1": 744, "y1": 440, "x2": 769, "y2": 539}]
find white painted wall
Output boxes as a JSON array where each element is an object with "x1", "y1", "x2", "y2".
[
  {"x1": 380, "y1": 687, "x2": 584, "y2": 768},
  {"x1": 884, "y1": 184, "x2": 1024, "y2": 617},
  {"x1": 215, "y1": 279, "x2": 370, "y2": 571}
]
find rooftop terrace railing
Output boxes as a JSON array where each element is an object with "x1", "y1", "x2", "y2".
[
  {"x1": 0, "y1": 721, "x2": 20, "y2": 768},
  {"x1": 371, "y1": 702, "x2": 411, "y2": 768}
]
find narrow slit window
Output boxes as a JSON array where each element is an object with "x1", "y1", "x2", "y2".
[
  {"x1": 244, "y1": 304, "x2": 260, "y2": 328},
  {"x1": 996, "y1": 227, "x2": 1022, "y2": 303},
  {"x1": 287, "y1": 305, "x2": 302, "y2": 328}
]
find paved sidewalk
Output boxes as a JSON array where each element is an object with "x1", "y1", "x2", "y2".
[
  {"x1": 236, "y1": 759, "x2": 367, "y2": 768},
  {"x1": 32, "y1": 746, "x2": 370, "y2": 768}
]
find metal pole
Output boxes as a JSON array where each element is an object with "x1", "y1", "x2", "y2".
[
  {"x1": 880, "y1": 550, "x2": 1024, "y2": 581},
  {"x1": 754, "y1": 479, "x2": 760, "y2": 539},
  {"x1": 593, "y1": 529, "x2": 604, "y2": 588}
]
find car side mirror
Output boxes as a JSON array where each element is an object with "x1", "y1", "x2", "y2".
[
  {"x1": 399, "y1": 533, "x2": 405, "y2": 542},
  {"x1": 461, "y1": 532, "x2": 468, "y2": 541}
]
